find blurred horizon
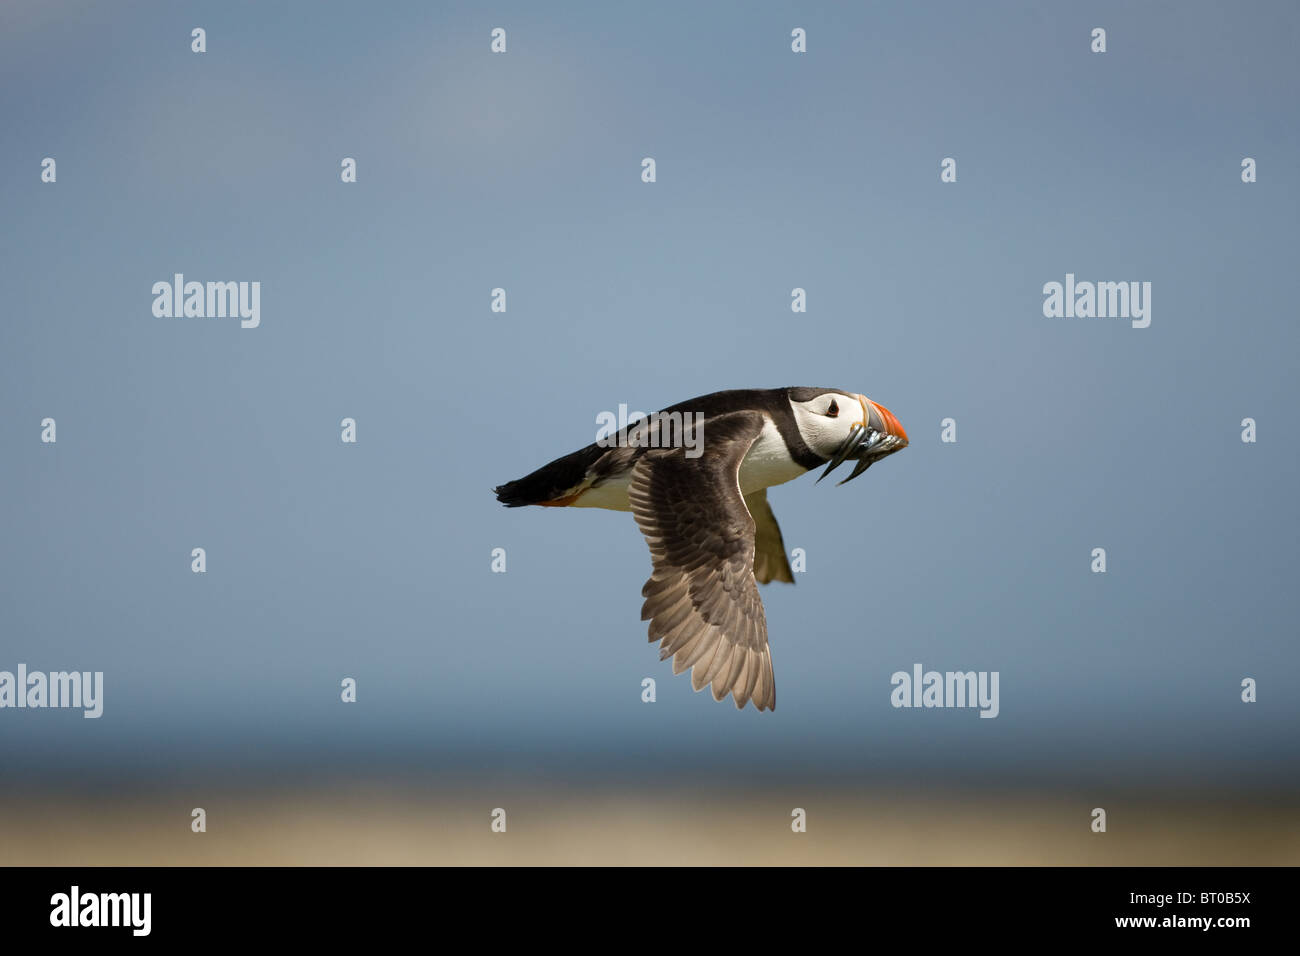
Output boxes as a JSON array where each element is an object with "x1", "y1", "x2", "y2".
[{"x1": 4, "y1": 774, "x2": 1297, "y2": 865}]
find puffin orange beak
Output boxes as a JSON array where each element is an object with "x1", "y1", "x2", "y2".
[{"x1": 864, "y1": 397, "x2": 909, "y2": 446}]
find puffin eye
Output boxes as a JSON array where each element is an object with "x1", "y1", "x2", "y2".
[{"x1": 825, "y1": 399, "x2": 839, "y2": 418}]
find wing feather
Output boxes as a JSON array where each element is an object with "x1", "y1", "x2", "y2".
[
  {"x1": 745, "y1": 489, "x2": 795, "y2": 585},
  {"x1": 629, "y1": 410, "x2": 776, "y2": 711}
]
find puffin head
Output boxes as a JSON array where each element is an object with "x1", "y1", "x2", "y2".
[{"x1": 786, "y1": 387, "x2": 909, "y2": 484}]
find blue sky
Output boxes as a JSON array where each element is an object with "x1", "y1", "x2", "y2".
[{"x1": 1, "y1": 1, "x2": 1297, "y2": 790}]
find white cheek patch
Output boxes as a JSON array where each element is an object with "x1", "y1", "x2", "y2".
[
  {"x1": 808, "y1": 417, "x2": 842, "y2": 452},
  {"x1": 790, "y1": 394, "x2": 865, "y2": 457}
]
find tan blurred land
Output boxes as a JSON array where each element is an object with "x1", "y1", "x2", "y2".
[{"x1": 2, "y1": 783, "x2": 1296, "y2": 866}]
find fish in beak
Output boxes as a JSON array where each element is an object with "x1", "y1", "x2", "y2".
[{"x1": 816, "y1": 396, "x2": 909, "y2": 485}]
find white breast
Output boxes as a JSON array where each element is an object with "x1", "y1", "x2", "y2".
[{"x1": 737, "y1": 419, "x2": 807, "y2": 495}]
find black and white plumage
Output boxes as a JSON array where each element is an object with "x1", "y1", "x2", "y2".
[{"x1": 494, "y1": 387, "x2": 909, "y2": 711}]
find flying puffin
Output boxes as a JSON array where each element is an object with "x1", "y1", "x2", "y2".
[{"x1": 494, "y1": 387, "x2": 909, "y2": 711}]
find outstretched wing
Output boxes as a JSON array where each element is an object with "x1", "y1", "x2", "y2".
[
  {"x1": 744, "y1": 488, "x2": 795, "y2": 585},
  {"x1": 628, "y1": 410, "x2": 776, "y2": 711}
]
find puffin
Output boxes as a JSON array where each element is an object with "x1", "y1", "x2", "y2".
[{"x1": 494, "y1": 387, "x2": 908, "y2": 711}]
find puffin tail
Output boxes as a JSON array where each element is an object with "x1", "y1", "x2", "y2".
[
  {"x1": 493, "y1": 477, "x2": 542, "y2": 508},
  {"x1": 494, "y1": 443, "x2": 605, "y2": 507}
]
